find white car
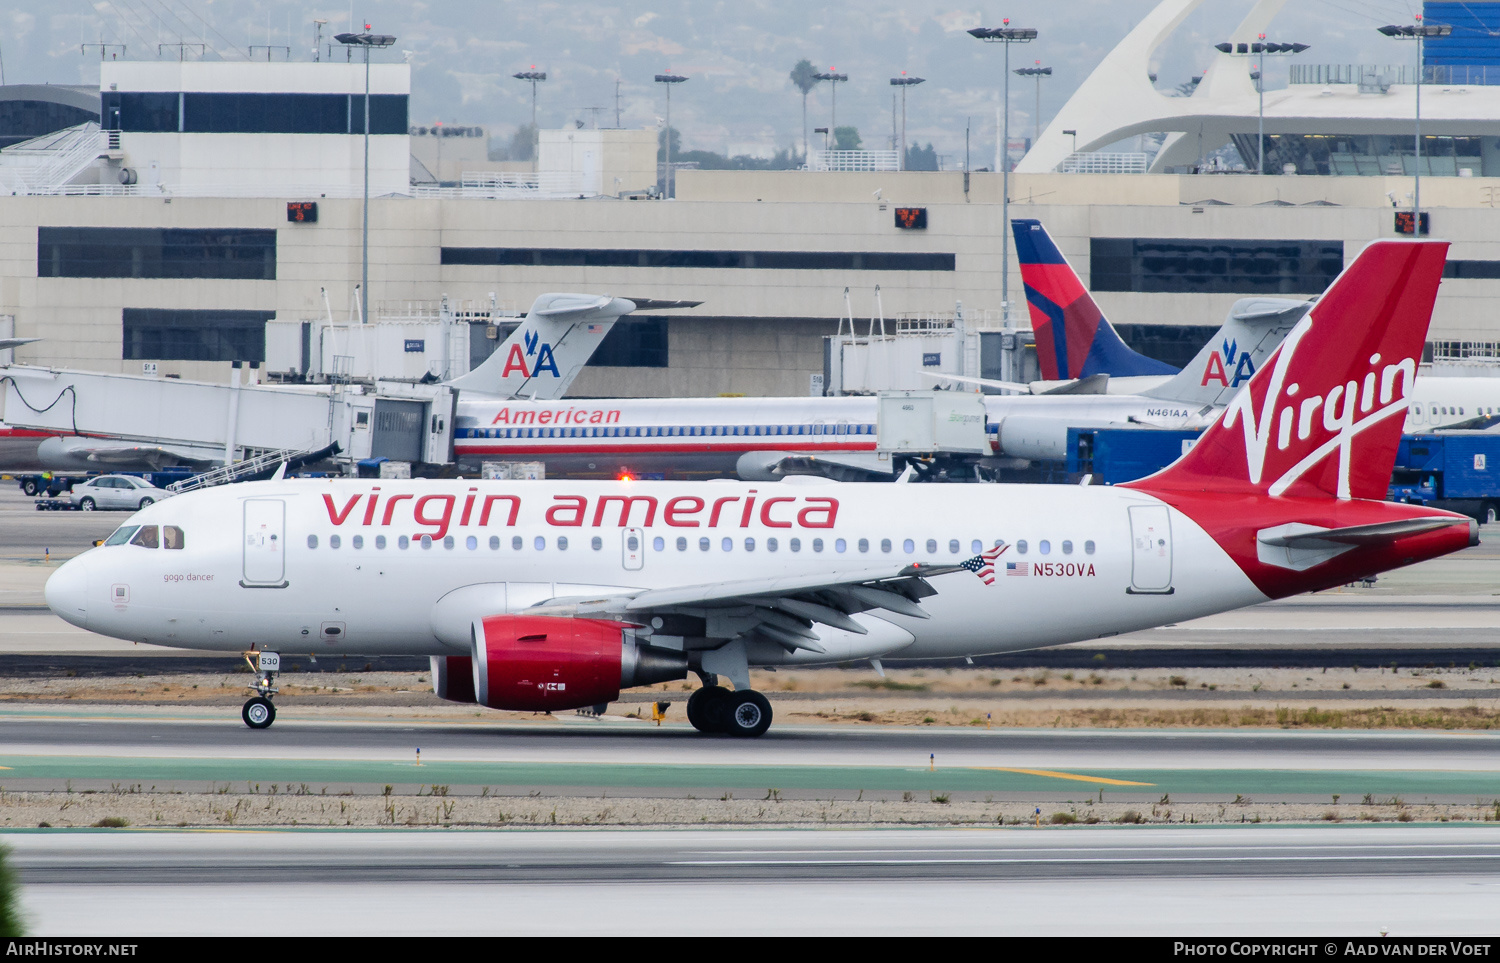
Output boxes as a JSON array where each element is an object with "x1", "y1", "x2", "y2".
[{"x1": 70, "y1": 475, "x2": 173, "y2": 512}]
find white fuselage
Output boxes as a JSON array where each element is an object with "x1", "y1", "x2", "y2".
[{"x1": 46, "y1": 478, "x2": 1268, "y2": 664}]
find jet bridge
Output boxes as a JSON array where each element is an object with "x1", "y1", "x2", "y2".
[{"x1": 0, "y1": 363, "x2": 455, "y2": 473}]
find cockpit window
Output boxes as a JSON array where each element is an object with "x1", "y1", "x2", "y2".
[
  {"x1": 104, "y1": 526, "x2": 139, "y2": 547},
  {"x1": 128, "y1": 525, "x2": 159, "y2": 549},
  {"x1": 163, "y1": 525, "x2": 185, "y2": 550}
]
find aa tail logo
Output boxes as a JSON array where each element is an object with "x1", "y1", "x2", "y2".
[
  {"x1": 1199, "y1": 338, "x2": 1256, "y2": 388},
  {"x1": 501, "y1": 332, "x2": 560, "y2": 379}
]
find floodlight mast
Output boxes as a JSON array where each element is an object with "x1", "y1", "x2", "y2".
[
  {"x1": 335, "y1": 30, "x2": 397, "y2": 327},
  {"x1": 655, "y1": 73, "x2": 687, "y2": 197},
  {"x1": 812, "y1": 71, "x2": 849, "y2": 140},
  {"x1": 1378, "y1": 17, "x2": 1453, "y2": 232},
  {"x1": 1212, "y1": 36, "x2": 1310, "y2": 175},
  {"x1": 1014, "y1": 64, "x2": 1051, "y2": 151},
  {"x1": 890, "y1": 74, "x2": 925, "y2": 171},
  {"x1": 512, "y1": 69, "x2": 547, "y2": 172},
  {"x1": 970, "y1": 21, "x2": 1037, "y2": 325}
]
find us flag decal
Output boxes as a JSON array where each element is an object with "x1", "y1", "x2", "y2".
[
  {"x1": 1006, "y1": 562, "x2": 1030, "y2": 577},
  {"x1": 960, "y1": 544, "x2": 1008, "y2": 585}
]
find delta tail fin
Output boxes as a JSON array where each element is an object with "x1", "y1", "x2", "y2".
[
  {"x1": 444, "y1": 293, "x2": 635, "y2": 398},
  {"x1": 1012, "y1": 219, "x2": 1176, "y2": 381},
  {"x1": 1126, "y1": 240, "x2": 1449, "y2": 500}
]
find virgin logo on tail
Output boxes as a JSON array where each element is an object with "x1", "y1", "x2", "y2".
[
  {"x1": 1199, "y1": 338, "x2": 1256, "y2": 388},
  {"x1": 1221, "y1": 318, "x2": 1416, "y2": 498},
  {"x1": 1130, "y1": 240, "x2": 1449, "y2": 503},
  {"x1": 500, "y1": 330, "x2": 560, "y2": 379}
]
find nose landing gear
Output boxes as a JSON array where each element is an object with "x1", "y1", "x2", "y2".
[{"x1": 242, "y1": 651, "x2": 281, "y2": 729}]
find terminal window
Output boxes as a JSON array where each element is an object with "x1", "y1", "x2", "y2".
[
  {"x1": 1090, "y1": 238, "x2": 1344, "y2": 295},
  {"x1": 122, "y1": 308, "x2": 271, "y2": 363},
  {"x1": 441, "y1": 247, "x2": 955, "y2": 272},
  {"x1": 588, "y1": 317, "x2": 668, "y2": 368},
  {"x1": 103, "y1": 91, "x2": 408, "y2": 136},
  {"x1": 39, "y1": 227, "x2": 276, "y2": 280}
]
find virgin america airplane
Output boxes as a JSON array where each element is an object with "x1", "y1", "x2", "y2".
[{"x1": 44, "y1": 241, "x2": 1475, "y2": 736}]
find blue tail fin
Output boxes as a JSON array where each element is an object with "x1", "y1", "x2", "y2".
[{"x1": 1012, "y1": 219, "x2": 1177, "y2": 380}]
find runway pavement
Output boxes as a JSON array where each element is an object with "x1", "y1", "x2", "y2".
[
  {"x1": 2, "y1": 713, "x2": 1497, "y2": 800},
  {"x1": 8, "y1": 827, "x2": 1500, "y2": 935}
]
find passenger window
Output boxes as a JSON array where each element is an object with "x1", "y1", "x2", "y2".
[
  {"x1": 858, "y1": 538, "x2": 869, "y2": 553},
  {"x1": 130, "y1": 525, "x2": 160, "y2": 549},
  {"x1": 834, "y1": 538, "x2": 846, "y2": 552},
  {"x1": 163, "y1": 526, "x2": 185, "y2": 550},
  {"x1": 948, "y1": 539, "x2": 960, "y2": 554},
  {"x1": 398, "y1": 536, "x2": 410, "y2": 550},
  {"x1": 767, "y1": 537, "x2": 778, "y2": 552},
  {"x1": 677, "y1": 537, "x2": 688, "y2": 551},
  {"x1": 420, "y1": 535, "x2": 432, "y2": 549},
  {"x1": 744, "y1": 537, "x2": 756, "y2": 552},
  {"x1": 1040, "y1": 540, "x2": 1051, "y2": 555},
  {"x1": 1084, "y1": 540, "x2": 1096, "y2": 555},
  {"x1": 1016, "y1": 540, "x2": 1028, "y2": 555},
  {"x1": 104, "y1": 526, "x2": 139, "y2": 547},
  {"x1": 925, "y1": 539, "x2": 936, "y2": 553},
  {"x1": 699, "y1": 537, "x2": 710, "y2": 551},
  {"x1": 559, "y1": 537, "x2": 569, "y2": 551},
  {"x1": 722, "y1": 537, "x2": 733, "y2": 552},
  {"x1": 652, "y1": 536, "x2": 664, "y2": 551},
  {"x1": 466, "y1": 536, "x2": 477, "y2": 550},
  {"x1": 512, "y1": 536, "x2": 523, "y2": 550},
  {"x1": 971, "y1": 540, "x2": 982, "y2": 553},
  {"x1": 330, "y1": 535, "x2": 341, "y2": 549},
  {"x1": 1062, "y1": 540, "x2": 1073, "y2": 555},
  {"x1": 534, "y1": 536, "x2": 546, "y2": 551},
  {"x1": 490, "y1": 536, "x2": 501, "y2": 550},
  {"x1": 881, "y1": 539, "x2": 892, "y2": 553},
  {"x1": 376, "y1": 535, "x2": 387, "y2": 550},
  {"x1": 352, "y1": 534, "x2": 363, "y2": 549},
  {"x1": 444, "y1": 536, "x2": 455, "y2": 550},
  {"x1": 592, "y1": 536, "x2": 603, "y2": 550},
  {"x1": 306, "y1": 534, "x2": 318, "y2": 549},
  {"x1": 789, "y1": 538, "x2": 801, "y2": 552}
]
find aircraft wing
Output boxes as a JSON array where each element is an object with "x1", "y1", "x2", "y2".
[
  {"x1": 918, "y1": 371, "x2": 1032, "y2": 393},
  {"x1": 38, "y1": 436, "x2": 220, "y2": 470},
  {"x1": 0, "y1": 337, "x2": 40, "y2": 351},
  {"x1": 526, "y1": 562, "x2": 963, "y2": 654}
]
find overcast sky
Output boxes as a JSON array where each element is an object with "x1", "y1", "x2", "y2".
[{"x1": 7, "y1": 0, "x2": 1449, "y2": 159}]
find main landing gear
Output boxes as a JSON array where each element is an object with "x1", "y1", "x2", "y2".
[
  {"x1": 242, "y1": 651, "x2": 281, "y2": 729},
  {"x1": 686, "y1": 684, "x2": 772, "y2": 738}
]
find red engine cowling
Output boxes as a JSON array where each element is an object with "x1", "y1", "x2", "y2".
[
  {"x1": 430, "y1": 655, "x2": 476, "y2": 704},
  {"x1": 472, "y1": 615, "x2": 687, "y2": 712}
]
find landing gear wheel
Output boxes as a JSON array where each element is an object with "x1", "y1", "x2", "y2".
[
  {"x1": 1482, "y1": 501, "x2": 1498, "y2": 526},
  {"x1": 723, "y1": 690, "x2": 772, "y2": 738},
  {"x1": 242, "y1": 697, "x2": 275, "y2": 729},
  {"x1": 687, "y1": 686, "x2": 731, "y2": 734},
  {"x1": 78, "y1": 497, "x2": 95, "y2": 511}
]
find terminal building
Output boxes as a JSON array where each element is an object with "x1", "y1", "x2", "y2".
[{"x1": 2, "y1": 1, "x2": 1500, "y2": 403}]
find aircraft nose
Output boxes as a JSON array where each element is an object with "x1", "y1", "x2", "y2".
[{"x1": 45, "y1": 557, "x2": 90, "y2": 629}]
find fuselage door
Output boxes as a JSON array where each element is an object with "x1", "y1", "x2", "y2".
[
  {"x1": 1127, "y1": 504, "x2": 1173, "y2": 594},
  {"x1": 242, "y1": 498, "x2": 288, "y2": 588},
  {"x1": 622, "y1": 527, "x2": 645, "y2": 571}
]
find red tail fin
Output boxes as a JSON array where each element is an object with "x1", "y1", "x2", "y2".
[{"x1": 1126, "y1": 240, "x2": 1448, "y2": 500}]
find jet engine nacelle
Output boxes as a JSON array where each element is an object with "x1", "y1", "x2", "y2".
[
  {"x1": 994, "y1": 415, "x2": 1069, "y2": 461},
  {"x1": 469, "y1": 614, "x2": 687, "y2": 711},
  {"x1": 430, "y1": 655, "x2": 477, "y2": 704}
]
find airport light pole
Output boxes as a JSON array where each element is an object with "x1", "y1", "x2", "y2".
[
  {"x1": 1213, "y1": 36, "x2": 1310, "y2": 174},
  {"x1": 890, "y1": 74, "x2": 925, "y2": 171},
  {"x1": 336, "y1": 29, "x2": 396, "y2": 326},
  {"x1": 512, "y1": 68, "x2": 547, "y2": 172},
  {"x1": 970, "y1": 20, "x2": 1037, "y2": 324},
  {"x1": 813, "y1": 70, "x2": 848, "y2": 143},
  {"x1": 654, "y1": 73, "x2": 687, "y2": 197},
  {"x1": 1379, "y1": 16, "x2": 1453, "y2": 233},
  {"x1": 1014, "y1": 63, "x2": 1051, "y2": 152}
]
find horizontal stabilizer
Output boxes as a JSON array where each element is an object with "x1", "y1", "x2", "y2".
[
  {"x1": 617, "y1": 298, "x2": 704, "y2": 311},
  {"x1": 1259, "y1": 517, "x2": 1466, "y2": 548}
]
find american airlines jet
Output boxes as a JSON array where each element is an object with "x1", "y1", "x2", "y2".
[{"x1": 44, "y1": 241, "x2": 1476, "y2": 737}]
